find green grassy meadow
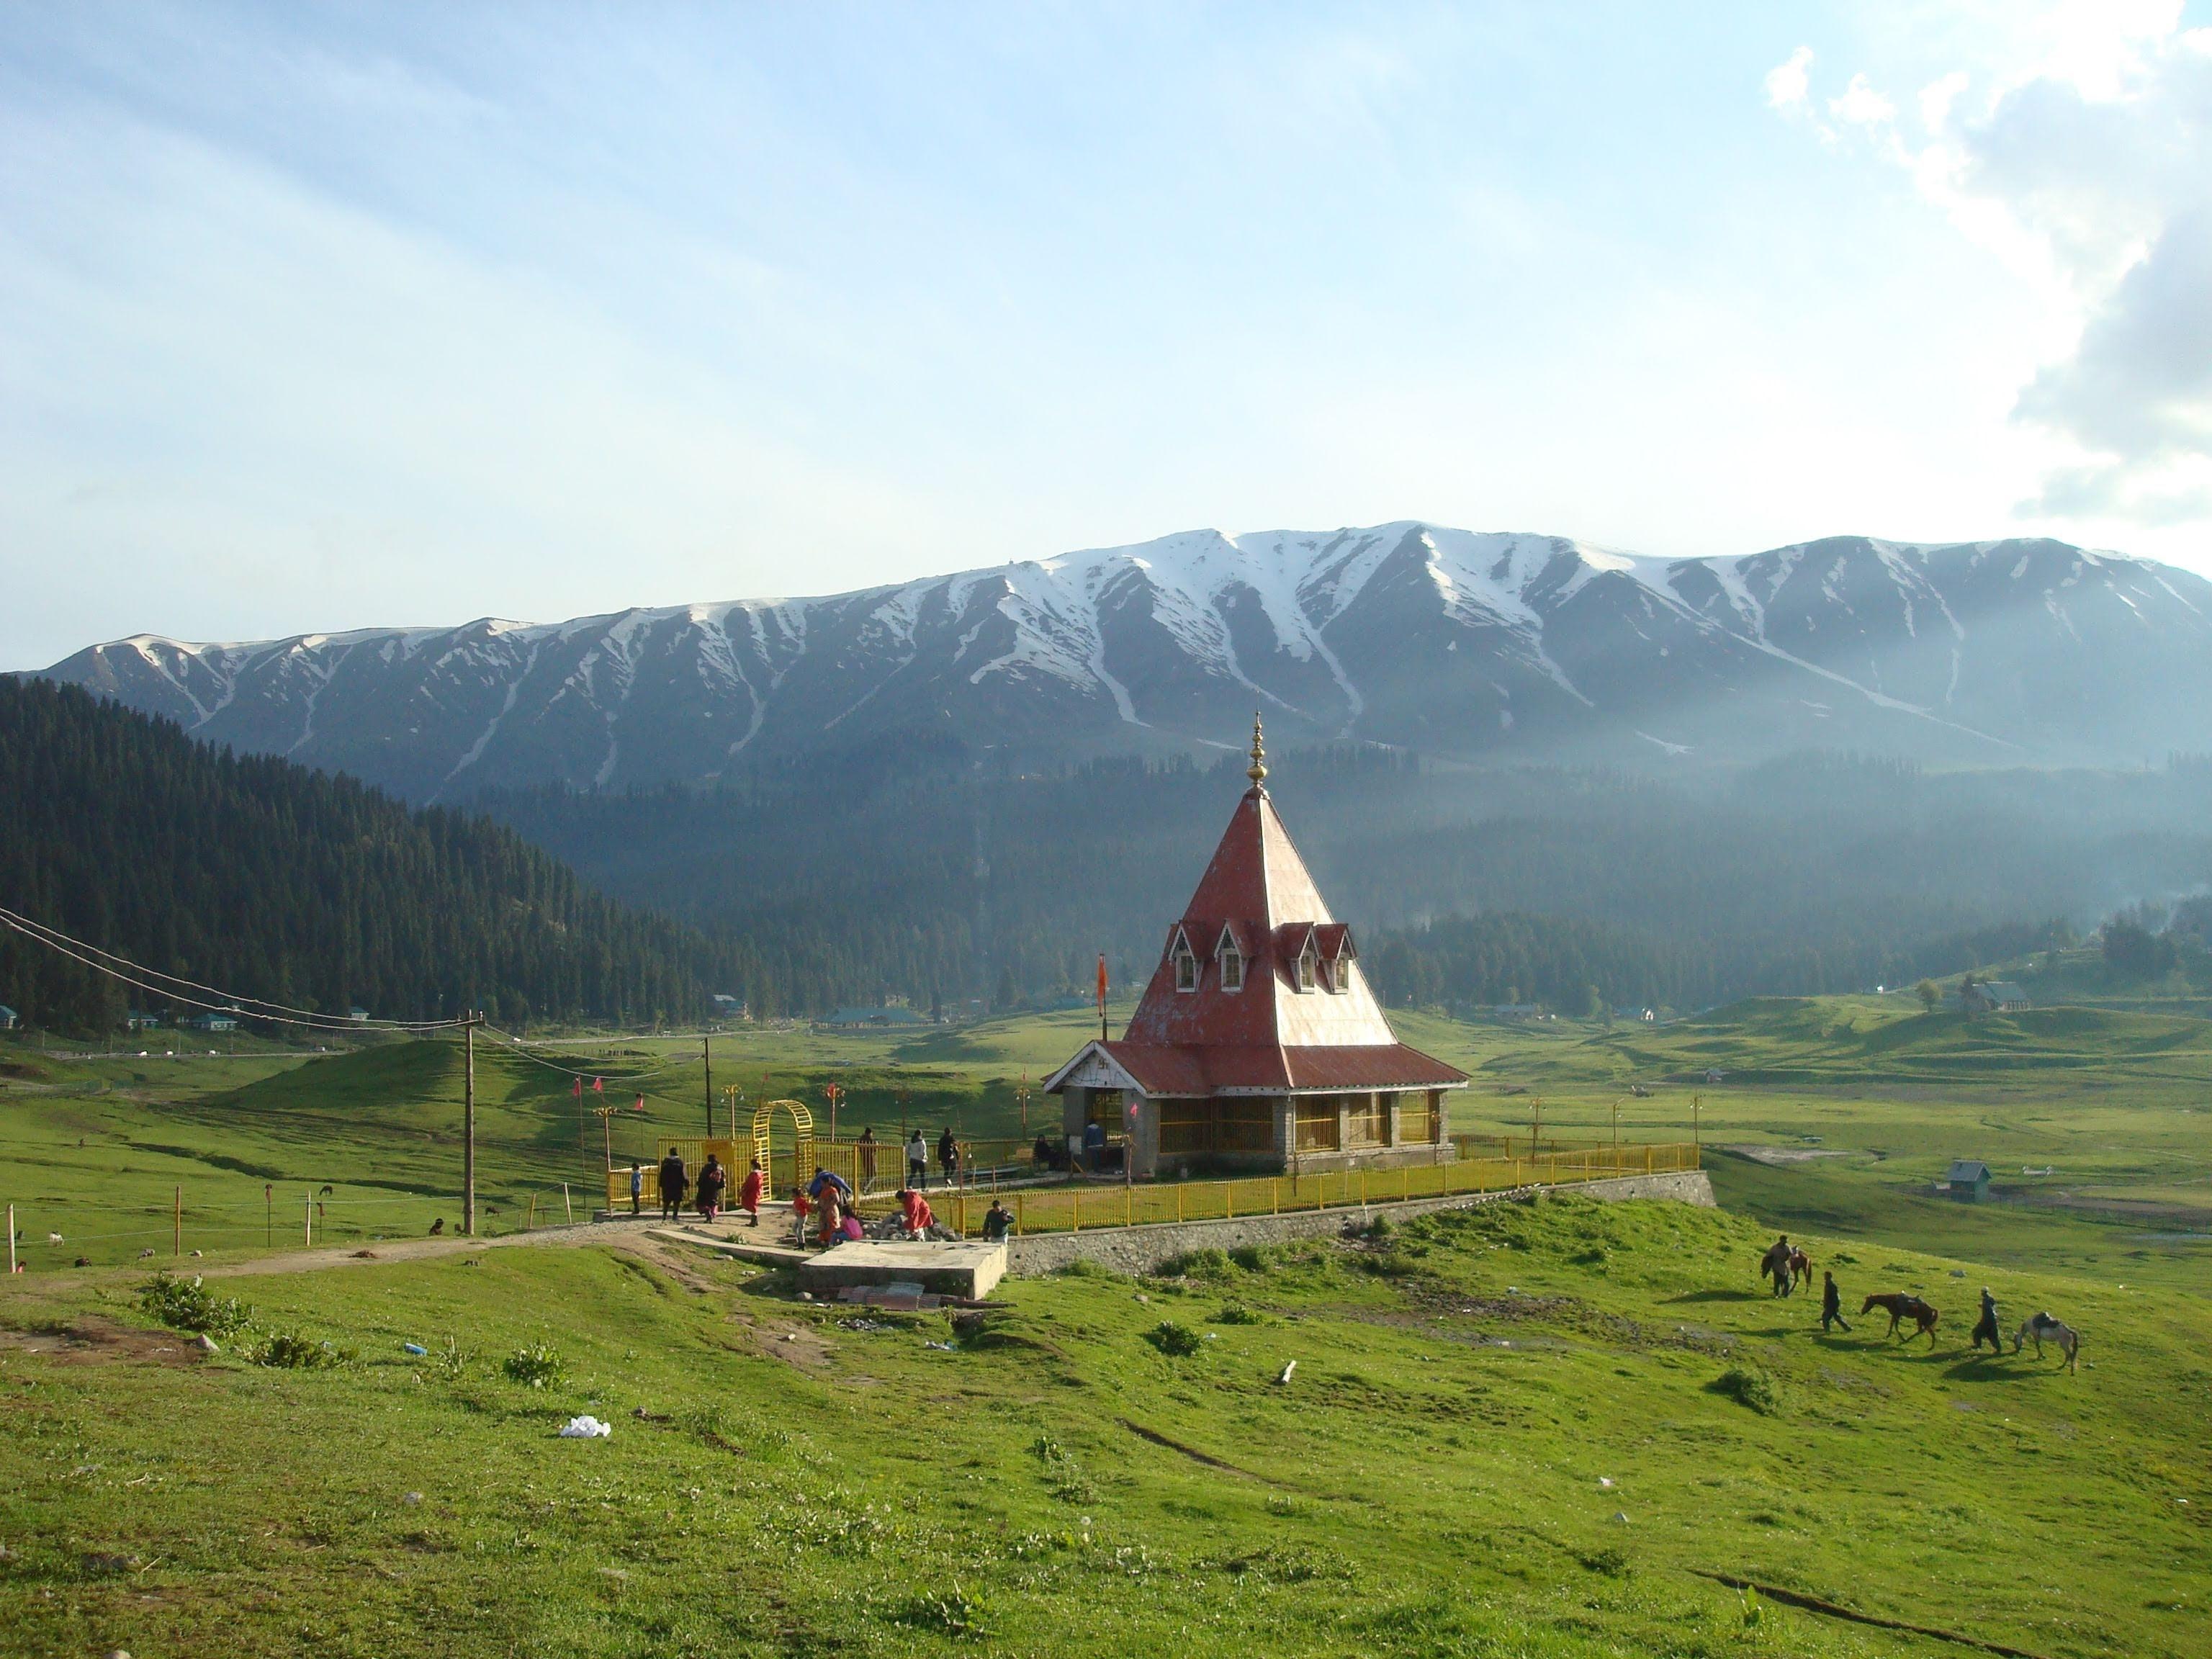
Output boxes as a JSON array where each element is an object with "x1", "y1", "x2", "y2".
[{"x1": 5, "y1": 992, "x2": 2212, "y2": 1656}]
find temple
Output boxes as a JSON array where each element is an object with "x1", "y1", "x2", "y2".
[{"x1": 1044, "y1": 719, "x2": 1467, "y2": 1178}]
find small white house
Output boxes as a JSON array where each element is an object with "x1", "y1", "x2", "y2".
[{"x1": 0, "y1": 1004, "x2": 17, "y2": 1032}]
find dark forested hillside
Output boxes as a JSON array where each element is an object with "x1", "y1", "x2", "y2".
[
  {"x1": 0, "y1": 678, "x2": 733, "y2": 1033},
  {"x1": 480, "y1": 744, "x2": 2212, "y2": 1018}
]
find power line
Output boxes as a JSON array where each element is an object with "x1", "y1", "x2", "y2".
[
  {"x1": 480, "y1": 1024, "x2": 694, "y2": 1084},
  {"x1": 0, "y1": 903, "x2": 469, "y2": 1033}
]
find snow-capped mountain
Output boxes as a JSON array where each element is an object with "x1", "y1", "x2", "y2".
[{"x1": 34, "y1": 523, "x2": 2212, "y2": 798}]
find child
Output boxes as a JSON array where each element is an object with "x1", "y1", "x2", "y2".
[
  {"x1": 817, "y1": 1190, "x2": 845, "y2": 1247},
  {"x1": 791, "y1": 1184, "x2": 812, "y2": 1248},
  {"x1": 738, "y1": 1159, "x2": 766, "y2": 1228}
]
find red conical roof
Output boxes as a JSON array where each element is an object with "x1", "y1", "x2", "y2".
[{"x1": 1051, "y1": 755, "x2": 1467, "y2": 1098}]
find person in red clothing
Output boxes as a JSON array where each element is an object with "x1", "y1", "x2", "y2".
[
  {"x1": 817, "y1": 1190, "x2": 845, "y2": 1246},
  {"x1": 737, "y1": 1159, "x2": 766, "y2": 1228},
  {"x1": 791, "y1": 1185, "x2": 812, "y2": 1248},
  {"x1": 896, "y1": 1187, "x2": 935, "y2": 1240}
]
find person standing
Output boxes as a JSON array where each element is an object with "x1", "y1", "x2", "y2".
[
  {"x1": 905, "y1": 1128, "x2": 929, "y2": 1190},
  {"x1": 694, "y1": 1154, "x2": 727, "y2": 1223},
  {"x1": 657, "y1": 1147, "x2": 688, "y2": 1222},
  {"x1": 738, "y1": 1159, "x2": 766, "y2": 1228},
  {"x1": 856, "y1": 1125, "x2": 880, "y2": 1193},
  {"x1": 981, "y1": 1198, "x2": 1013, "y2": 1242},
  {"x1": 938, "y1": 1126, "x2": 960, "y2": 1187},
  {"x1": 1820, "y1": 1269, "x2": 1851, "y2": 1333},
  {"x1": 791, "y1": 1184, "x2": 813, "y2": 1248},
  {"x1": 1971, "y1": 1286, "x2": 2002, "y2": 1351},
  {"x1": 628, "y1": 1161, "x2": 643, "y2": 1218}
]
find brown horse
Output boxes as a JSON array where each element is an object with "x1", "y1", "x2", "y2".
[
  {"x1": 1861, "y1": 1292, "x2": 1940, "y2": 1344},
  {"x1": 1786, "y1": 1246, "x2": 1812, "y2": 1294}
]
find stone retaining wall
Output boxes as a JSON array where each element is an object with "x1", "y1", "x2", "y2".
[{"x1": 1002, "y1": 1168, "x2": 1714, "y2": 1277}]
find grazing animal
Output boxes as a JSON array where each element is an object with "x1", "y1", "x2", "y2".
[
  {"x1": 138, "y1": 1247, "x2": 155, "y2": 1259},
  {"x1": 45, "y1": 1232, "x2": 62, "y2": 1246},
  {"x1": 1786, "y1": 1246, "x2": 1813, "y2": 1293},
  {"x1": 318, "y1": 1184, "x2": 334, "y2": 1197},
  {"x1": 428, "y1": 1218, "x2": 444, "y2": 1236},
  {"x1": 73, "y1": 1256, "x2": 90, "y2": 1267},
  {"x1": 1860, "y1": 1292, "x2": 1941, "y2": 1343},
  {"x1": 2013, "y1": 1312, "x2": 2080, "y2": 1372}
]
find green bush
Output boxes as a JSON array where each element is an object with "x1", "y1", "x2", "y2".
[
  {"x1": 1228, "y1": 1245, "x2": 1269, "y2": 1273},
  {"x1": 502, "y1": 1342, "x2": 565, "y2": 1388},
  {"x1": 254, "y1": 1331, "x2": 350, "y2": 1370},
  {"x1": 1215, "y1": 1301, "x2": 1267, "y2": 1325},
  {"x1": 1143, "y1": 1320, "x2": 1206, "y2": 1357},
  {"x1": 138, "y1": 1272, "x2": 253, "y2": 1338},
  {"x1": 1709, "y1": 1365, "x2": 1781, "y2": 1415},
  {"x1": 897, "y1": 1583, "x2": 989, "y2": 1639}
]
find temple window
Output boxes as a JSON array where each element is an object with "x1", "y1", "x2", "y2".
[
  {"x1": 1173, "y1": 940, "x2": 1198, "y2": 993},
  {"x1": 1220, "y1": 940, "x2": 1244, "y2": 992},
  {"x1": 1297, "y1": 941, "x2": 1318, "y2": 992}
]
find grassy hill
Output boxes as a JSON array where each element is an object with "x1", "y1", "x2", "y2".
[{"x1": 1, "y1": 1192, "x2": 2206, "y2": 1657}]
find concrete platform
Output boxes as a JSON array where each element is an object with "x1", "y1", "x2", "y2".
[
  {"x1": 796, "y1": 1240, "x2": 1007, "y2": 1300},
  {"x1": 645, "y1": 1228, "x2": 814, "y2": 1269}
]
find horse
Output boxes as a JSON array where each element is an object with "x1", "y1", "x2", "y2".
[
  {"x1": 2013, "y1": 1312, "x2": 2080, "y2": 1372},
  {"x1": 1860, "y1": 1292, "x2": 1940, "y2": 1344},
  {"x1": 1786, "y1": 1246, "x2": 1813, "y2": 1295}
]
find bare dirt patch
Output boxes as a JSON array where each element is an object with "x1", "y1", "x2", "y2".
[{"x1": 0, "y1": 1315, "x2": 204, "y2": 1367}]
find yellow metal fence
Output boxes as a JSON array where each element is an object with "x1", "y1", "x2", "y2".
[{"x1": 606, "y1": 1139, "x2": 1700, "y2": 1235}]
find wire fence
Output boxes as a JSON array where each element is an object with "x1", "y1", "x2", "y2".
[
  {"x1": 1, "y1": 1182, "x2": 596, "y2": 1273},
  {"x1": 5, "y1": 1142, "x2": 1699, "y2": 1272}
]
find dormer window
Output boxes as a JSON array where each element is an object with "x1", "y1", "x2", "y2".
[
  {"x1": 1171, "y1": 930, "x2": 1199, "y2": 993},
  {"x1": 1297, "y1": 940, "x2": 1318, "y2": 992},
  {"x1": 1219, "y1": 935, "x2": 1244, "y2": 993}
]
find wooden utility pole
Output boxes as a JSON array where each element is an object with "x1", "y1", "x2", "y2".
[
  {"x1": 7, "y1": 1205, "x2": 14, "y2": 1276},
  {"x1": 463, "y1": 1013, "x2": 482, "y2": 1237},
  {"x1": 1693, "y1": 1094, "x2": 1701, "y2": 1154},
  {"x1": 702, "y1": 1037, "x2": 714, "y2": 1138},
  {"x1": 173, "y1": 1185, "x2": 181, "y2": 1256}
]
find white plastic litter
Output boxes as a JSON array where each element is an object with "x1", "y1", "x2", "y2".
[
  {"x1": 559, "y1": 1416, "x2": 612, "y2": 1439},
  {"x1": 1275, "y1": 1361, "x2": 1296, "y2": 1385},
  {"x1": 1598, "y1": 1477, "x2": 1614, "y2": 1489},
  {"x1": 403, "y1": 1342, "x2": 428, "y2": 1356}
]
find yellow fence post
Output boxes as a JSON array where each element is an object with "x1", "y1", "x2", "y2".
[
  {"x1": 1177, "y1": 1185, "x2": 1184, "y2": 1223},
  {"x1": 1072, "y1": 1190, "x2": 1081, "y2": 1233},
  {"x1": 1271, "y1": 1179, "x2": 1280, "y2": 1215},
  {"x1": 1226, "y1": 1185, "x2": 1235, "y2": 1220},
  {"x1": 1015, "y1": 1193, "x2": 1025, "y2": 1236}
]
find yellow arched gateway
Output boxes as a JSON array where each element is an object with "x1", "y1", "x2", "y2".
[{"x1": 750, "y1": 1097, "x2": 814, "y2": 1191}]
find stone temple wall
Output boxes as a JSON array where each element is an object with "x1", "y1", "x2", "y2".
[{"x1": 1002, "y1": 1169, "x2": 1714, "y2": 1278}]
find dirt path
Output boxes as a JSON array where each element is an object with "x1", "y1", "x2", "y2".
[{"x1": 201, "y1": 1211, "x2": 802, "y2": 1278}]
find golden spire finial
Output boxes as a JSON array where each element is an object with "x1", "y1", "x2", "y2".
[{"x1": 1247, "y1": 712, "x2": 1267, "y2": 789}]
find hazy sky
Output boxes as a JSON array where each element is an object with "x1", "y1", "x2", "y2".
[{"x1": 4, "y1": 1, "x2": 2208, "y2": 667}]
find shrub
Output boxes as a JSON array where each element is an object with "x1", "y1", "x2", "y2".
[
  {"x1": 1156, "y1": 1247, "x2": 1233, "y2": 1280},
  {"x1": 1215, "y1": 1301, "x2": 1267, "y2": 1326},
  {"x1": 1709, "y1": 1365, "x2": 1781, "y2": 1416},
  {"x1": 502, "y1": 1342, "x2": 565, "y2": 1388},
  {"x1": 1228, "y1": 1245, "x2": 1268, "y2": 1273},
  {"x1": 897, "y1": 1583, "x2": 989, "y2": 1639},
  {"x1": 1143, "y1": 1320, "x2": 1205, "y2": 1357},
  {"x1": 138, "y1": 1272, "x2": 253, "y2": 1338},
  {"x1": 254, "y1": 1331, "x2": 351, "y2": 1370}
]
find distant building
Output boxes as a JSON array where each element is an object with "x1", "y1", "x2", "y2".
[
  {"x1": 711, "y1": 993, "x2": 749, "y2": 1021},
  {"x1": 346, "y1": 1007, "x2": 372, "y2": 1025},
  {"x1": 184, "y1": 1011, "x2": 239, "y2": 1033},
  {"x1": 1942, "y1": 1159, "x2": 1993, "y2": 1202},
  {"x1": 1613, "y1": 1006, "x2": 1657, "y2": 1023},
  {"x1": 126, "y1": 1010, "x2": 163, "y2": 1030},
  {"x1": 0, "y1": 1004, "x2": 17, "y2": 1032},
  {"x1": 1704, "y1": 1067, "x2": 1726, "y2": 1084},
  {"x1": 1961, "y1": 981, "x2": 2030, "y2": 1015},
  {"x1": 817, "y1": 1006, "x2": 929, "y2": 1031}
]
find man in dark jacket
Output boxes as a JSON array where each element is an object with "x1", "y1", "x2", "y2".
[
  {"x1": 938, "y1": 1127, "x2": 961, "y2": 1185},
  {"x1": 657, "y1": 1148, "x2": 688, "y2": 1221},
  {"x1": 1820, "y1": 1269, "x2": 1850, "y2": 1333},
  {"x1": 1971, "y1": 1286, "x2": 2003, "y2": 1351}
]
